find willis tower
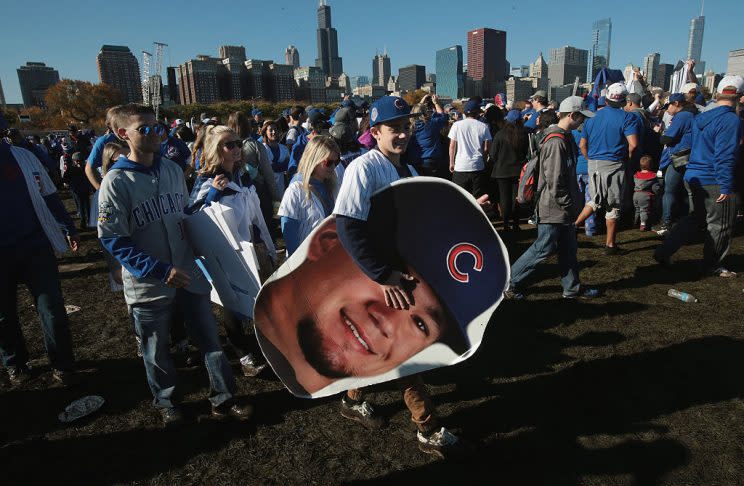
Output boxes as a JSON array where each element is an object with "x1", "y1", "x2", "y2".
[{"x1": 315, "y1": 0, "x2": 343, "y2": 78}]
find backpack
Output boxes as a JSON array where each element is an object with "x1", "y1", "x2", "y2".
[{"x1": 516, "y1": 132, "x2": 567, "y2": 205}]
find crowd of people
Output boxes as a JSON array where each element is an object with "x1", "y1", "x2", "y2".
[{"x1": 1, "y1": 70, "x2": 742, "y2": 459}]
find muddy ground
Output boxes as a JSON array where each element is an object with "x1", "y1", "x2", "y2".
[{"x1": 1, "y1": 192, "x2": 743, "y2": 485}]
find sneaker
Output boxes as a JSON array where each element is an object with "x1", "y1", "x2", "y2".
[
  {"x1": 563, "y1": 288, "x2": 600, "y2": 300},
  {"x1": 712, "y1": 267, "x2": 737, "y2": 278},
  {"x1": 160, "y1": 407, "x2": 185, "y2": 427},
  {"x1": 340, "y1": 396, "x2": 386, "y2": 429},
  {"x1": 212, "y1": 399, "x2": 254, "y2": 421},
  {"x1": 527, "y1": 218, "x2": 537, "y2": 226},
  {"x1": 52, "y1": 369, "x2": 81, "y2": 387},
  {"x1": 654, "y1": 223, "x2": 670, "y2": 236},
  {"x1": 503, "y1": 289, "x2": 524, "y2": 300},
  {"x1": 7, "y1": 366, "x2": 32, "y2": 386},
  {"x1": 417, "y1": 427, "x2": 469, "y2": 459},
  {"x1": 240, "y1": 354, "x2": 267, "y2": 377}
]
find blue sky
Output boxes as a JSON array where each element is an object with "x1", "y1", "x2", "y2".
[{"x1": 1, "y1": 0, "x2": 741, "y2": 104}]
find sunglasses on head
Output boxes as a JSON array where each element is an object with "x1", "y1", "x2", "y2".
[
  {"x1": 133, "y1": 124, "x2": 165, "y2": 136},
  {"x1": 223, "y1": 139, "x2": 243, "y2": 150}
]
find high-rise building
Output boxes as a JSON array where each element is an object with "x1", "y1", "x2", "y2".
[
  {"x1": 96, "y1": 45, "x2": 142, "y2": 103},
  {"x1": 548, "y1": 46, "x2": 588, "y2": 86},
  {"x1": 177, "y1": 56, "x2": 221, "y2": 105},
  {"x1": 221, "y1": 56, "x2": 249, "y2": 100},
  {"x1": 165, "y1": 66, "x2": 179, "y2": 103},
  {"x1": 642, "y1": 53, "x2": 660, "y2": 87},
  {"x1": 387, "y1": 75, "x2": 398, "y2": 93},
  {"x1": 285, "y1": 45, "x2": 300, "y2": 68},
  {"x1": 656, "y1": 63, "x2": 674, "y2": 91},
  {"x1": 528, "y1": 52, "x2": 549, "y2": 92},
  {"x1": 703, "y1": 71, "x2": 722, "y2": 94},
  {"x1": 270, "y1": 63, "x2": 296, "y2": 101},
  {"x1": 398, "y1": 65, "x2": 426, "y2": 93},
  {"x1": 337, "y1": 73, "x2": 350, "y2": 93},
  {"x1": 466, "y1": 27, "x2": 507, "y2": 98},
  {"x1": 244, "y1": 59, "x2": 272, "y2": 100},
  {"x1": 17, "y1": 62, "x2": 60, "y2": 107},
  {"x1": 219, "y1": 45, "x2": 246, "y2": 62},
  {"x1": 0, "y1": 78, "x2": 5, "y2": 106},
  {"x1": 588, "y1": 18, "x2": 612, "y2": 81},
  {"x1": 506, "y1": 77, "x2": 534, "y2": 104},
  {"x1": 687, "y1": 14, "x2": 705, "y2": 75},
  {"x1": 510, "y1": 65, "x2": 529, "y2": 77},
  {"x1": 436, "y1": 45, "x2": 464, "y2": 100},
  {"x1": 349, "y1": 75, "x2": 370, "y2": 89},
  {"x1": 315, "y1": 0, "x2": 343, "y2": 78},
  {"x1": 294, "y1": 66, "x2": 326, "y2": 103},
  {"x1": 727, "y1": 49, "x2": 744, "y2": 77},
  {"x1": 372, "y1": 52, "x2": 391, "y2": 87}
]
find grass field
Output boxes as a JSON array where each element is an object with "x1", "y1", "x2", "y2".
[{"x1": 2, "y1": 194, "x2": 743, "y2": 485}]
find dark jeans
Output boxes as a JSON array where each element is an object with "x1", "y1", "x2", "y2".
[
  {"x1": 662, "y1": 166, "x2": 688, "y2": 224},
  {"x1": 418, "y1": 157, "x2": 449, "y2": 180},
  {"x1": 509, "y1": 223, "x2": 580, "y2": 296},
  {"x1": 492, "y1": 176, "x2": 519, "y2": 228},
  {"x1": 655, "y1": 183, "x2": 738, "y2": 271},
  {"x1": 0, "y1": 244, "x2": 75, "y2": 370},
  {"x1": 452, "y1": 170, "x2": 488, "y2": 198},
  {"x1": 71, "y1": 191, "x2": 90, "y2": 226}
]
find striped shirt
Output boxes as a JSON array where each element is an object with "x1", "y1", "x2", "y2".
[
  {"x1": 333, "y1": 149, "x2": 418, "y2": 221},
  {"x1": 279, "y1": 178, "x2": 336, "y2": 246}
]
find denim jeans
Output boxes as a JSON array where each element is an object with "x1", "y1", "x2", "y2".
[
  {"x1": 577, "y1": 174, "x2": 596, "y2": 235},
  {"x1": 662, "y1": 166, "x2": 687, "y2": 224},
  {"x1": 71, "y1": 191, "x2": 90, "y2": 226},
  {"x1": 130, "y1": 289, "x2": 236, "y2": 408},
  {"x1": 509, "y1": 223, "x2": 580, "y2": 296},
  {"x1": 0, "y1": 244, "x2": 75, "y2": 371}
]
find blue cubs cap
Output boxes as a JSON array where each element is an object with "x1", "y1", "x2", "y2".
[
  {"x1": 505, "y1": 109, "x2": 521, "y2": 124},
  {"x1": 251, "y1": 108, "x2": 263, "y2": 116},
  {"x1": 464, "y1": 99, "x2": 482, "y2": 115},
  {"x1": 366, "y1": 178, "x2": 508, "y2": 354},
  {"x1": 369, "y1": 96, "x2": 415, "y2": 127},
  {"x1": 663, "y1": 93, "x2": 685, "y2": 109}
]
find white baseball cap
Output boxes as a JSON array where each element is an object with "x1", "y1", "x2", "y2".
[
  {"x1": 681, "y1": 83, "x2": 699, "y2": 94},
  {"x1": 606, "y1": 83, "x2": 628, "y2": 102},
  {"x1": 558, "y1": 96, "x2": 595, "y2": 117},
  {"x1": 717, "y1": 75, "x2": 744, "y2": 95}
]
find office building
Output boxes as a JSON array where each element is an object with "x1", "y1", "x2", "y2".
[
  {"x1": 642, "y1": 53, "x2": 660, "y2": 87},
  {"x1": 96, "y1": 45, "x2": 142, "y2": 103},
  {"x1": 529, "y1": 52, "x2": 549, "y2": 92},
  {"x1": 387, "y1": 75, "x2": 398, "y2": 92},
  {"x1": 547, "y1": 46, "x2": 588, "y2": 86},
  {"x1": 687, "y1": 15, "x2": 705, "y2": 75},
  {"x1": 270, "y1": 63, "x2": 296, "y2": 101},
  {"x1": 727, "y1": 49, "x2": 744, "y2": 77},
  {"x1": 467, "y1": 27, "x2": 507, "y2": 97},
  {"x1": 285, "y1": 45, "x2": 300, "y2": 68},
  {"x1": 219, "y1": 46, "x2": 246, "y2": 62},
  {"x1": 177, "y1": 56, "x2": 221, "y2": 105},
  {"x1": 549, "y1": 84, "x2": 588, "y2": 105},
  {"x1": 295, "y1": 66, "x2": 326, "y2": 103},
  {"x1": 436, "y1": 45, "x2": 464, "y2": 100},
  {"x1": 221, "y1": 56, "x2": 249, "y2": 100},
  {"x1": 352, "y1": 84, "x2": 386, "y2": 101},
  {"x1": 656, "y1": 63, "x2": 674, "y2": 91},
  {"x1": 165, "y1": 66, "x2": 179, "y2": 103},
  {"x1": 703, "y1": 71, "x2": 722, "y2": 94},
  {"x1": 244, "y1": 59, "x2": 272, "y2": 100},
  {"x1": 315, "y1": 0, "x2": 343, "y2": 78},
  {"x1": 588, "y1": 18, "x2": 612, "y2": 81},
  {"x1": 17, "y1": 62, "x2": 60, "y2": 107},
  {"x1": 398, "y1": 65, "x2": 426, "y2": 92},
  {"x1": 349, "y1": 75, "x2": 370, "y2": 89},
  {"x1": 372, "y1": 51, "x2": 391, "y2": 87},
  {"x1": 510, "y1": 65, "x2": 529, "y2": 77},
  {"x1": 506, "y1": 77, "x2": 534, "y2": 104}
]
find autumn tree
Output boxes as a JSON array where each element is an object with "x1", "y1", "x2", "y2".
[
  {"x1": 403, "y1": 89, "x2": 428, "y2": 107},
  {"x1": 45, "y1": 80, "x2": 123, "y2": 127}
]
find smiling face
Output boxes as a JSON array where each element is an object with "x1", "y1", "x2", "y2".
[
  {"x1": 370, "y1": 118, "x2": 413, "y2": 163},
  {"x1": 117, "y1": 113, "x2": 161, "y2": 154},
  {"x1": 254, "y1": 218, "x2": 454, "y2": 394}
]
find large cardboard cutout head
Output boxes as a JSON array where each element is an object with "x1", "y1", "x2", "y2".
[{"x1": 255, "y1": 178, "x2": 509, "y2": 398}]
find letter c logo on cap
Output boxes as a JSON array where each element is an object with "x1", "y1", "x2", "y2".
[{"x1": 447, "y1": 243, "x2": 483, "y2": 283}]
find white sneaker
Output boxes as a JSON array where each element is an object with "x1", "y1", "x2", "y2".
[{"x1": 417, "y1": 427, "x2": 466, "y2": 458}]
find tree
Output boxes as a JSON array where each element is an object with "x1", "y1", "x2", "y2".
[
  {"x1": 403, "y1": 89, "x2": 428, "y2": 107},
  {"x1": 45, "y1": 80, "x2": 123, "y2": 127}
]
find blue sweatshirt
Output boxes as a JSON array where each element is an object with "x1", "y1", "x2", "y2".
[
  {"x1": 685, "y1": 105, "x2": 742, "y2": 194},
  {"x1": 659, "y1": 108, "x2": 695, "y2": 170}
]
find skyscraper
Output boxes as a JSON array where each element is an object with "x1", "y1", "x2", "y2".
[
  {"x1": 466, "y1": 27, "x2": 507, "y2": 98},
  {"x1": 547, "y1": 46, "x2": 588, "y2": 86},
  {"x1": 588, "y1": 18, "x2": 612, "y2": 81},
  {"x1": 294, "y1": 66, "x2": 326, "y2": 103},
  {"x1": 177, "y1": 56, "x2": 221, "y2": 105},
  {"x1": 315, "y1": 0, "x2": 343, "y2": 78},
  {"x1": 165, "y1": 66, "x2": 179, "y2": 103},
  {"x1": 17, "y1": 62, "x2": 60, "y2": 107},
  {"x1": 96, "y1": 45, "x2": 142, "y2": 103},
  {"x1": 728, "y1": 49, "x2": 744, "y2": 77},
  {"x1": 285, "y1": 45, "x2": 300, "y2": 68},
  {"x1": 656, "y1": 63, "x2": 674, "y2": 91},
  {"x1": 642, "y1": 52, "x2": 660, "y2": 86},
  {"x1": 436, "y1": 45, "x2": 464, "y2": 100},
  {"x1": 372, "y1": 51, "x2": 391, "y2": 87},
  {"x1": 687, "y1": 13, "x2": 706, "y2": 75},
  {"x1": 398, "y1": 65, "x2": 426, "y2": 93},
  {"x1": 219, "y1": 45, "x2": 246, "y2": 62}
]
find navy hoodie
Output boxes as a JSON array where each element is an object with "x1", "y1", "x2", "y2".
[{"x1": 685, "y1": 105, "x2": 742, "y2": 194}]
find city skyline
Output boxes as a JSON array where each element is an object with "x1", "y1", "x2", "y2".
[{"x1": 1, "y1": 0, "x2": 741, "y2": 104}]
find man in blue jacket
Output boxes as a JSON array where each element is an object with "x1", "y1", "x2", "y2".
[{"x1": 654, "y1": 76, "x2": 743, "y2": 277}]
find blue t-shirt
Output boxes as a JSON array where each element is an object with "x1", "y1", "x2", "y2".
[
  {"x1": 86, "y1": 132, "x2": 119, "y2": 169},
  {"x1": 411, "y1": 113, "x2": 449, "y2": 163},
  {"x1": 572, "y1": 129, "x2": 588, "y2": 175},
  {"x1": 581, "y1": 106, "x2": 640, "y2": 161}
]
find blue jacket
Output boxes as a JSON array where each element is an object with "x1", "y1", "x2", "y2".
[
  {"x1": 659, "y1": 107, "x2": 695, "y2": 170},
  {"x1": 685, "y1": 105, "x2": 742, "y2": 194}
]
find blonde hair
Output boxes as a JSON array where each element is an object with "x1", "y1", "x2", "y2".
[
  {"x1": 101, "y1": 141, "x2": 125, "y2": 175},
  {"x1": 199, "y1": 125, "x2": 243, "y2": 177},
  {"x1": 296, "y1": 135, "x2": 340, "y2": 201}
]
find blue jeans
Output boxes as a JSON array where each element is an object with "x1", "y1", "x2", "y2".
[
  {"x1": 577, "y1": 174, "x2": 596, "y2": 235},
  {"x1": 662, "y1": 166, "x2": 686, "y2": 224},
  {"x1": 130, "y1": 290, "x2": 236, "y2": 408},
  {"x1": 71, "y1": 191, "x2": 90, "y2": 226},
  {"x1": 0, "y1": 244, "x2": 75, "y2": 370},
  {"x1": 509, "y1": 223, "x2": 580, "y2": 297}
]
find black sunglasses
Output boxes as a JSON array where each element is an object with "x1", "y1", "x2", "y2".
[
  {"x1": 133, "y1": 124, "x2": 165, "y2": 136},
  {"x1": 223, "y1": 139, "x2": 243, "y2": 150}
]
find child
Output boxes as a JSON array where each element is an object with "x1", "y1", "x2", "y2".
[
  {"x1": 96, "y1": 104, "x2": 252, "y2": 426},
  {"x1": 62, "y1": 152, "x2": 94, "y2": 229},
  {"x1": 633, "y1": 155, "x2": 661, "y2": 231},
  {"x1": 101, "y1": 141, "x2": 126, "y2": 176}
]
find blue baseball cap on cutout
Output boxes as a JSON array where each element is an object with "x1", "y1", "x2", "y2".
[
  {"x1": 366, "y1": 179, "x2": 508, "y2": 354},
  {"x1": 369, "y1": 96, "x2": 415, "y2": 127}
]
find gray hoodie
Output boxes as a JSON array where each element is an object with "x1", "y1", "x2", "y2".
[{"x1": 535, "y1": 125, "x2": 582, "y2": 224}]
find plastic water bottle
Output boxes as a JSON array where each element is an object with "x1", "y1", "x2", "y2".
[{"x1": 668, "y1": 289, "x2": 698, "y2": 303}]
